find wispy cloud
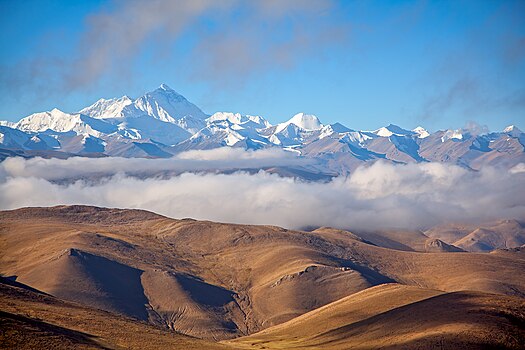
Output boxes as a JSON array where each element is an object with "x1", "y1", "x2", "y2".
[
  {"x1": 188, "y1": 1, "x2": 347, "y2": 86},
  {"x1": 416, "y1": 0, "x2": 525, "y2": 124},
  {"x1": 418, "y1": 74, "x2": 525, "y2": 123},
  {"x1": 419, "y1": 75, "x2": 480, "y2": 120},
  {"x1": 3, "y1": 0, "x2": 346, "y2": 96}
]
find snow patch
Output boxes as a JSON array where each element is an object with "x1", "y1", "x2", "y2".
[
  {"x1": 413, "y1": 126, "x2": 430, "y2": 138},
  {"x1": 275, "y1": 113, "x2": 323, "y2": 133},
  {"x1": 441, "y1": 129, "x2": 464, "y2": 142}
]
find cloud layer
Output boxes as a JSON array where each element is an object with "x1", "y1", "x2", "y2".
[
  {"x1": 0, "y1": 148, "x2": 312, "y2": 181},
  {"x1": 1, "y1": 153, "x2": 523, "y2": 231}
]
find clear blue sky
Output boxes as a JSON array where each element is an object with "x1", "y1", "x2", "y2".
[{"x1": 0, "y1": 0, "x2": 524, "y2": 131}]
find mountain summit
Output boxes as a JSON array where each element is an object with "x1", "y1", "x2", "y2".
[
  {"x1": 129, "y1": 84, "x2": 207, "y2": 127},
  {"x1": 373, "y1": 124, "x2": 415, "y2": 137},
  {"x1": 79, "y1": 96, "x2": 133, "y2": 119},
  {"x1": 281, "y1": 113, "x2": 323, "y2": 131},
  {"x1": 0, "y1": 85, "x2": 524, "y2": 171}
]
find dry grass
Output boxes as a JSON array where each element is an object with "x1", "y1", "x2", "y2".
[
  {"x1": 0, "y1": 279, "x2": 235, "y2": 349},
  {"x1": 1, "y1": 205, "x2": 524, "y2": 348},
  {"x1": 227, "y1": 284, "x2": 525, "y2": 349}
]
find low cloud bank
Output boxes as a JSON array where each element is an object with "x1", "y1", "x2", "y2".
[
  {"x1": 0, "y1": 148, "x2": 312, "y2": 181},
  {"x1": 0, "y1": 154, "x2": 524, "y2": 231}
]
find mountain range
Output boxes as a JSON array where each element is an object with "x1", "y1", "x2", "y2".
[{"x1": 1, "y1": 84, "x2": 524, "y2": 174}]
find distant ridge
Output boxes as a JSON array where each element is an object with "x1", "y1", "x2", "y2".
[{"x1": 1, "y1": 84, "x2": 524, "y2": 173}]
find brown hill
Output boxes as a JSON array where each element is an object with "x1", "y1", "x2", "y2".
[
  {"x1": 0, "y1": 277, "x2": 234, "y2": 350},
  {"x1": 347, "y1": 228, "x2": 433, "y2": 251},
  {"x1": 1, "y1": 205, "x2": 525, "y2": 343},
  {"x1": 424, "y1": 238, "x2": 465, "y2": 252},
  {"x1": 349, "y1": 219, "x2": 524, "y2": 253},
  {"x1": 228, "y1": 283, "x2": 525, "y2": 349},
  {"x1": 426, "y1": 219, "x2": 525, "y2": 252}
]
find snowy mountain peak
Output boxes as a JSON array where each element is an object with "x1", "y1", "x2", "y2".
[
  {"x1": 441, "y1": 129, "x2": 464, "y2": 142},
  {"x1": 504, "y1": 125, "x2": 522, "y2": 133},
  {"x1": 277, "y1": 113, "x2": 323, "y2": 132},
  {"x1": 328, "y1": 122, "x2": 353, "y2": 133},
  {"x1": 14, "y1": 109, "x2": 94, "y2": 135},
  {"x1": 129, "y1": 85, "x2": 208, "y2": 123},
  {"x1": 319, "y1": 123, "x2": 353, "y2": 139},
  {"x1": 412, "y1": 126, "x2": 430, "y2": 138},
  {"x1": 150, "y1": 83, "x2": 185, "y2": 100},
  {"x1": 374, "y1": 124, "x2": 414, "y2": 137},
  {"x1": 79, "y1": 96, "x2": 132, "y2": 119},
  {"x1": 206, "y1": 112, "x2": 270, "y2": 129},
  {"x1": 2, "y1": 84, "x2": 523, "y2": 169},
  {"x1": 158, "y1": 83, "x2": 174, "y2": 92},
  {"x1": 207, "y1": 112, "x2": 244, "y2": 124},
  {"x1": 290, "y1": 113, "x2": 323, "y2": 130},
  {"x1": 48, "y1": 108, "x2": 76, "y2": 120}
]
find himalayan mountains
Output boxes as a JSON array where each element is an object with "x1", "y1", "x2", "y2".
[{"x1": 0, "y1": 84, "x2": 524, "y2": 174}]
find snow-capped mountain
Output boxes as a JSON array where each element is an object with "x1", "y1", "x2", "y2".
[
  {"x1": 441, "y1": 129, "x2": 465, "y2": 142},
  {"x1": 275, "y1": 113, "x2": 323, "y2": 132},
  {"x1": 79, "y1": 84, "x2": 207, "y2": 143},
  {"x1": 15, "y1": 108, "x2": 117, "y2": 136},
  {"x1": 79, "y1": 96, "x2": 133, "y2": 119},
  {"x1": 1, "y1": 84, "x2": 524, "y2": 174},
  {"x1": 412, "y1": 126, "x2": 430, "y2": 138},
  {"x1": 261, "y1": 113, "x2": 323, "y2": 147},
  {"x1": 372, "y1": 124, "x2": 416, "y2": 137}
]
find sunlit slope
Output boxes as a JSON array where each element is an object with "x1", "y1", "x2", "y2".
[
  {"x1": 228, "y1": 283, "x2": 525, "y2": 350},
  {"x1": 1, "y1": 205, "x2": 524, "y2": 341}
]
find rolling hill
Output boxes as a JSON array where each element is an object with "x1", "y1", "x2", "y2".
[
  {"x1": 228, "y1": 283, "x2": 525, "y2": 349},
  {"x1": 0, "y1": 276, "x2": 233, "y2": 350},
  {"x1": 1, "y1": 205, "x2": 524, "y2": 348}
]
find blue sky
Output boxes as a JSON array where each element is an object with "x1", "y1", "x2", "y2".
[{"x1": 0, "y1": 0, "x2": 524, "y2": 131}]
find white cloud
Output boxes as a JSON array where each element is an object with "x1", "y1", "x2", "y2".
[
  {"x1": 0, "y1": 148, "x2": 313, "y2": 181},
  {"x1": 510, "y1": 162, "x2": 525, "y2": 174},
  {"x1": 175, "y1": 147, "x2": 299, "y2": 161},
  {"x1": 1, "y1": 155, "x2": 523, "y2": 231}
]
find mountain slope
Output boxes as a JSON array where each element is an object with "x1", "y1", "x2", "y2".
[
  {"x1": 20, "y1": 247, "x2": 149, "y2": 321},
  {"x1": 0, "y1": 277, "x2": 234, "y2": 350},
  {"x1": 426, "y1": 219, "x2": 525, "y2": 252},
  {"x1": 1, "y1": 84, "x2": 524, "y2": 171},
  {"x1": 79, "y1": 96, "x2": 133, "y2": 119},
  {"x1": 1, "y1": 205, "x2": 524, "y2": 342},
  {"x1": 228, "y1": 284, "x2": 525, "y2": 350}
]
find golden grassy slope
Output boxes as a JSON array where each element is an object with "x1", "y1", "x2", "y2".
[
  {"x1": 425, "y1": 219, "x2": 525, "y2": 252},
  {"x1": 228, "y1": 283, "x2": 525, "y2": 350},
  {"x1": 1, "y1": 205, "x2": 524, "y2": 343}
]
